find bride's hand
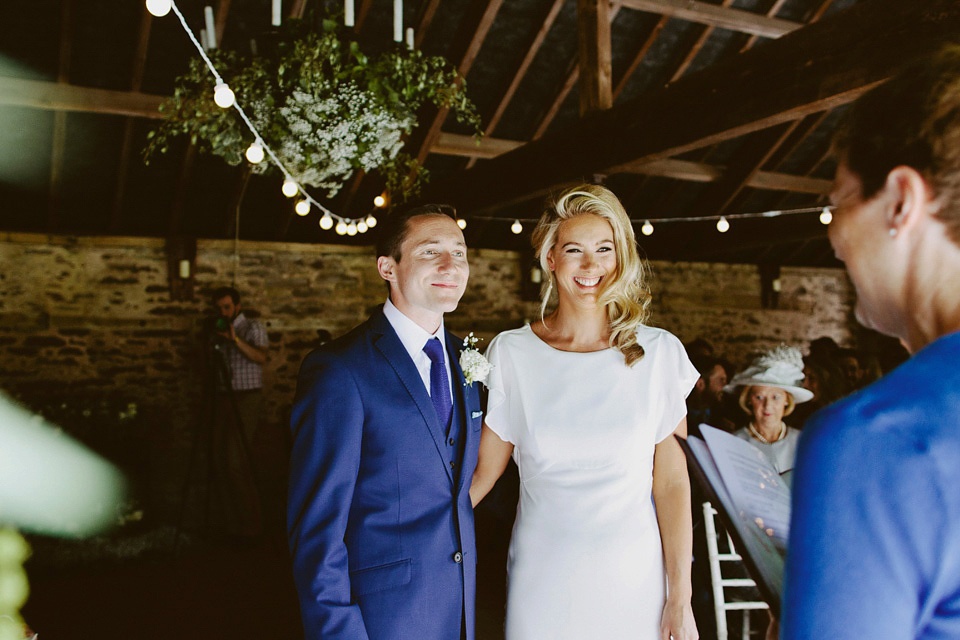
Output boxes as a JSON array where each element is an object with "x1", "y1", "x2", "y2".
[{"x1": 660, "y1": 597, "x2": 698, "y2": 640}]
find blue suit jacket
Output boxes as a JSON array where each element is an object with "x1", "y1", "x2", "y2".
[{"x1": 288, "y1": 310, "x2": 482, "y2": 640}]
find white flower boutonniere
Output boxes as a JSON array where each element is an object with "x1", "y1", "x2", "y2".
[{"x1": 459, "y1": 333, "x2": 492, "y2": 387}]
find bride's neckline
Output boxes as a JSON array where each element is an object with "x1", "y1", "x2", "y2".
[{"x1": 526, "y1": 322, "x2": 614, "y2": 354}]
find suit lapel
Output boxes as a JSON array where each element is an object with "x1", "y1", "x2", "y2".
[{"x1": 371, "y1": 311, "x2": 453, "y2": 485}]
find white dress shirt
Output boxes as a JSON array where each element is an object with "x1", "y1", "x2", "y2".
[{"x1": 382, "y1": 298, "x2": 454, "y2": 404}]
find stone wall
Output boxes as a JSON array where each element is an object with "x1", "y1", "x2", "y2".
[{"x1": 0, "y1": 232, "x2": 857, "y2": 521}]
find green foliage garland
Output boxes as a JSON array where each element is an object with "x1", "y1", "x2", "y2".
[{"x1": 145, "y1": 17, "x2": 481, "y2": 202}]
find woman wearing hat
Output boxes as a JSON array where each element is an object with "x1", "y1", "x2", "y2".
[{"x1": 725, "y1": 346, "x2": 812, "y2": 474}]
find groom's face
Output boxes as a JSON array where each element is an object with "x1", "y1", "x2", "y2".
[{"x1": 378, "y1": 214, "x2": 469, "y2": 332}]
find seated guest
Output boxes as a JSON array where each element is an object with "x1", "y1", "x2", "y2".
[
  {"x1": 781, "y1": 45, "x2": 960, "y2": 639},
  {"x1": 723, "y1": 346, "x2": 812, "y2": 474}
]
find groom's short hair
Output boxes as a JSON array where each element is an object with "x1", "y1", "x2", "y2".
[{"x1": 375, "y1": 204, "x2": 459, "y2": 262}]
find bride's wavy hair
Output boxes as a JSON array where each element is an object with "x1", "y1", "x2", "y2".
[{"x1": 532, "y1": 184, "x2": 652, "y2": 366}]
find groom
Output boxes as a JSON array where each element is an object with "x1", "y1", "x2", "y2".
[{"x1": 288, "y1": 205, "x2": 483, "y2": 640}]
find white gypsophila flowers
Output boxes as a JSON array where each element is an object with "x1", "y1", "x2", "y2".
[
  {"x1": 459, "y1": 333, "x2": 492, "y2": 387},
  {"x1": 268, "y1": 83, "x2": 416, "y2": 196}
]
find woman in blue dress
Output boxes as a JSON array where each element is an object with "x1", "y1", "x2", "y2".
[{"x1": 781, "y1": 45, "x2": 960, "y2": 640}]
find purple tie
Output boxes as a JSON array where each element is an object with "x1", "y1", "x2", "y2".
[{"x1": 423, "y1": 338, "x2": 452, "y2": 428}]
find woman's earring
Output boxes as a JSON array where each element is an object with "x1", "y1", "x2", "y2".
[{"x1": 889, "y1": 227, "x2": 898, "y2": 237}]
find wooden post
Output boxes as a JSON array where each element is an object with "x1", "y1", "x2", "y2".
[{"x1": 577, "y1": 0, "x2": 613, "y2": 115}]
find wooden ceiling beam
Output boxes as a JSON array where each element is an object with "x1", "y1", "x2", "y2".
[
  {"x1": 577, "y1": 0, "x2": 613, "y2": 115},
  {"x1": 418, "y1": 0, "x2": 960, "y2": 218},
  {"x1": 109, "y1": 5, "x2": 154, "y2": 233},
  {"x1": 47, "y1": 0, "x2": 73, "y2": 233},
  {"x1": 412, "y1": 0, "x2": 505, "y2": 165},
  {"x1": 414, "y1": 0, "x2": 442, "y2": 49},
  {"x1": 532, "y1": 3, "x2": 622, "y2": 140},
  {"x1": 0, "y1": 77, "x2": 164, "y2": 116},
  {"x1": 618, "y1": 0, "x2": 802, "y2": 39},
  {"x1": 612, "y1": 14, "x2": 667, "y2": 100}
]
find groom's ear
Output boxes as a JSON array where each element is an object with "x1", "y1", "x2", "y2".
[{"x1": 377, "y1": 256, "x2": 398, "y2": 284}]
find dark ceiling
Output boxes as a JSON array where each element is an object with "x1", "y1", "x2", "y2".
[{"x1": 1, "y1": 0, "x2": 959, "y2": 266}]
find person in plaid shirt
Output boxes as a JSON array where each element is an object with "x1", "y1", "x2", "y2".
[{"x1": 211, "y1": 286, "x2": 269, "y2": 539}]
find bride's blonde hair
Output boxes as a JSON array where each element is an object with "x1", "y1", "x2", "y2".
[{"x1": 531, "y1": 184, "x2": 652, "y2": 366}]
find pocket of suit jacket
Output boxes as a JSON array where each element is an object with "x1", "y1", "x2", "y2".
[{"x1": 350, "y1": 558, "x2": 412, "y2": 596}]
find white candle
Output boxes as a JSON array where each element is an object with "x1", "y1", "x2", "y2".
[
  {"x1": 405, "y1": 27, "x2": 414, "y2": 49},
  {"x1": 204, "y1": 5, "x2": 216, "y2": 48},
  {"x1": 271, "y1": 0, "x2": 281, "y2": 26},
  {"x1": 393, "y1": 0, "x2": 403, "y2": 42},
  {"x1": 179, "y1": 260, "x2": 191, "y2": 279},
  {"x1": 344, "y1": 0, "x2": 354, "y2": 27}
]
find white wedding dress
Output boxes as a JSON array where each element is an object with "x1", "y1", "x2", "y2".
[{"x1": 484, "y1": 324, "x2": 698, "y2": 639}]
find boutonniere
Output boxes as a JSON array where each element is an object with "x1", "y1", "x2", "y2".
[{"x1": 459, "y1": 333, "x2": 492, "y2": 387}]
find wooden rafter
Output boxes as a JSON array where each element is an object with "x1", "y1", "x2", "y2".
[
  {"x1": 577, "y1": 0, "x2": 613, "y2": 115},
  {"x1": 465, "y1": 0, "x2": 564, "y2": 169},
  {"x1": 532, "y1": 3, "x2": 622, "y2": 141},
  {"x1": 418, "y1": 0, "x2": 960, "y2": 217},
  {"x1": 618, "y1": 0, "x2": 802, "y2": 38},
  {"x1": 414, "y1": 0, "x2": 442, "y2": 49},
  {"x1": 47, "y1": 0, "x2": 73, "y2": 232},
  {"x1": 412, "y1": 0, "x2": 505, "y2": 166},
  {"x1": 109, "y1": 5, "x2": 154, "y2": 233},
  {"x1": 612, "y1": 15, "x2": 667, "y2": 100},
  {"x1": 669, "y1": 0, "x2": 736, "y2": 83}
]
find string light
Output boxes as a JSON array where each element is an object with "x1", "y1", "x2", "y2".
[
  {"x1": 641, "y1": 220, "x2": 653, "y2": 236},
  {"x1": 152, "y1": 0, "x2": 369, "y2": 234},
  {"x1": 365, "y1": 214, "x2": 378, "y2": 228},
  {"x1": 511, "y1": 220, "x2": 523, "y2": 234},
  {"x1": 346, "y1": 222, "x2": 358, "y2": 236},
  {"x1": 146, "y1": 0, "x2": 172, "y2": 17},
  {"x1": 213, "y1": 83, "x2": 235, "y2": 108},
  {"x1": 716, "y1": 216, "x2": 730, "y2": 233},
  {"x1": 245, "y1": 141, "x2": 265, "y2": 164},
  {"x1": 295, "y1": 199, "x2": 310, "y2": 216},
  {"x1": 819, "y1": 206, "x2": 833, "y2": 225},
  {"x1": 374, "y1": 194, "x2": 387, "y2": 208},
  {"x1": 357, "y1": 220, "x2": 368, "y2": 233},
  {"x1": 457, "y1": 218, "x2": 467, "y2": 230}
]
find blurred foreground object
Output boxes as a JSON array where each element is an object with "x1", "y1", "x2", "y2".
[
  {"x1": 0, "y1": 529, "x2": 34, "y2": 640},
  {"x1": 0, "y1": 392, "x2": 127, "y2": 537}
]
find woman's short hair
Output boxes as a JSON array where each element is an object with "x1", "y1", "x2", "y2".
[
  {"x1": 832, "y1": 44, "x2": 960, "y2": 245},
  {"x1": 738, "y1": 385, "x2": 795, "y2": 417},
  {"x1": 531, "y1": 184, "x2": 652, "y2": 366}
]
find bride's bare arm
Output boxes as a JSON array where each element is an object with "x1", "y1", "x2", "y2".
[
  {"x1": 654, "y1": 417, "x2": 699, "y2": 640},
  {"x1": 470, "y1": 424, "x2": 514, "y2": 507}
]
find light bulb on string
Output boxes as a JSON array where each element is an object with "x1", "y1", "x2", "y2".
[
  {"x1": 145, "y1": 0, "x2": 172, "y2": 17},
  {"x1": 319, "y1": 214, "x2": 334, "y2": 230},
  {"x1": 511, "y1": 220, "x2": 523, "y2": 235},
  {"x1": 295, "y1": 199, "x2": 310, "y2": 216},
  {"x1": 346, "y1": 222, "x2": 358, "y2": 236},
  {"x1": 213, "y1": 83, "x2": 235, "y2": 108},
  {"x1": 245, "y1": 141, "x2": 265, "y2": 164},
  {"x1": 282, "y1": 179, "x2": 298, "y2": 197},
  {"x1": 819, "y1": 207, "x2": 833, "y2": 225},
  {"x1": 335, "y1": 221, "x2": 348, "y2": 235},
  {"x1": 457, "y1": 218, "x2": 467, "y2": 230},
  {"x1": 365, "y1": 215, "x2": 377, "y2": 228},
  {"x1": 716, "y1": 216, "x2": 730, "y2": 233},
  {"x1": 641, "y1": 220, "x2": 654, "y2": 236},
  {"x1": 374, "y1": 194, "x2": 387, "y2": 208},
  {"x1": 357, "y1": 220, "x2": 368, "y2": 233}
]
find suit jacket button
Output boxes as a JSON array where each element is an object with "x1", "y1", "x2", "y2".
[
  {"x1": 453, "y1": 551, "x2": 463, "y2": 563},
  {"x1": 448, "y1": 437, "x2": 455, "y2": 446},
  {"x1": 449, "y1": 460, "x2": 456, "y2": 468}
]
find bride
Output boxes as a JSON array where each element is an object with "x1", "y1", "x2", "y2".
[{"x1": 470, "y1": 184, "x2": 699, "y2": 640}]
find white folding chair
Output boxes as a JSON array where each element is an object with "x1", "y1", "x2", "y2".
[{"x1": 702, "y1": 501, "x2": 770, "y2": 640}]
